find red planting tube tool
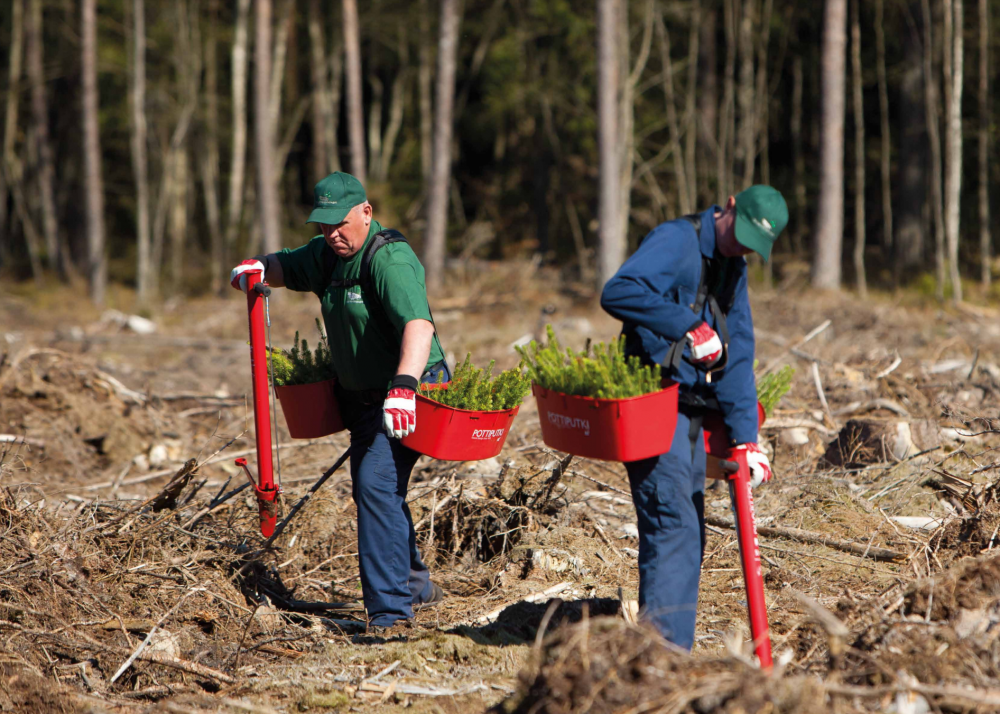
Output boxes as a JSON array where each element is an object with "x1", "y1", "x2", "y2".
[
  {"x1": 709, "y1": 453, "x2": 773, "y2": 669},
  {"x1": 237, "y1": 269, "x2": 280, "y2": 537}
]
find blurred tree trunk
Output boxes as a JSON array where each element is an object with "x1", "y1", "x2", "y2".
[
  {"x1": 367, "y1": 72, "x2": 384, "y2": 180},
  {"x1": 1, "y1": 0, "x2": 25, "y2": 272},
  {"x1": 201, "y1": 0, "x2": 224, "y2": 295},
  {"x1": 736, "y1": 0, "x2": 756, "y2": 187},
  {"x1": 225, "y1": 0, "x2": 251, "y2": 263},
  {"x1": 424, "y1": 0, "x2": 462, "y2": 292},
  {"x1": 255, "y1": 0, "x2": 281, "y2": 253},
  {"x1": 755, "y1": 0, "x2": 772, "y2": 186},
  {"x1": 27, "y1": 0, "x2": 60, "y2": 275},
  {"x1": 130, "y1": 0, "x2": 153, "y2": 304},
  {"x1": 308, "y1": 0, "x2": 340, "y2": 182},
  {"x1": 895, "y1": 5, "x2": 925, "y2": 279},
  {"x1": 419, "y1": 0, "x2": 434, "y2": 182},
  {"x1": 269, "y1": 2, "x2": 293, "y2": 144},
  {"x1": 82, "y1": 0, "x2": 106, "y2": 304},
  {"x1": 791, "y1": 55, "x2": 806, "y2": 255},
  {"x1": 718, "y1": 0, "x2": 737, "y2": 200},
  {"x1": 655, "y1": 5, "x2": 690, "y2": 215},
  {"x1": 978, "y1": 0, "x2": 990, "y2": 288},
  {"x1": 850, "y1": 0, "x2": 866, "y2": 297},
  {"x1": 697, "y1": 7, "x2": 716, "y2": 206},
  {"x1": 377, "y1": 24, "x2": 409, "y2": 181},
  {"x1": 597, "y1": 0, "x2": 622, "y2": 289},
  {"x1": 921, "y1": 0, "x2": 946, "y2": 300},
  {"x1": 812, "y1": 0, "x2": 847, "y2": 290},
  {"x1": 875, "y1": 0, "x2": 892, "y2": 262},
  {"x1": 944, "y1": 0, "x2": 963, "y2": 303},
  {"x1": 342, "y1": 0, "x2": 366, "y2": 182},
  {"x1": 169, "y1": 151, "x2": 190, "y2": 286},
  {"x1": 620, "y1": 1, "x2": 652, "y2": 245},
  {"x1": 684, "y1": 1, "x2": 700, "y2": 210}
]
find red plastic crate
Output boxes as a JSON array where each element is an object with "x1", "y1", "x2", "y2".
[
  {"x1": 533, "y1": 383, "x2": 680, "y2": 462},
  {"x1": 402, "y1": 393, "x2": 520, "y2": 461},
  {"x1": 703, "y1": 401, "x2": 766, "y2": 457},
  {"x1": 274, "y1": 378, "x2": 346, "y2": 439}
]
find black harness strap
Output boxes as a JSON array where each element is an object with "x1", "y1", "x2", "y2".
[
  {"x1": 662, "y1": 214, "x2": 738, "y2": 378},
  {"x1": 321, "y1": 229, "x2": 445, "y2": 358}
]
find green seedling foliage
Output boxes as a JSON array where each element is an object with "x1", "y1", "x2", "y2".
[
  {"x1": 418, "y1": 353, "x2": 532, "y2": 411},
  {"x1": 270, "y1": 323, "x2": 337, "y2": 387},
  {"x1": 515, "y1": 325, "x2": 663, "y2": 399},
  {"x1": 756, "y1": 365, "x2": 794, "y2": 416}
]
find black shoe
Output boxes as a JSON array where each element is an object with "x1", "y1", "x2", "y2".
[{"x1": 413, "y1": 582, "x2": 444, "y2": 611}]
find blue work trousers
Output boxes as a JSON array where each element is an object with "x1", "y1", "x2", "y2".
[
  {"x1": 624, "y1": 409, "x2": 707, "y2": 650},
  {"x1": 347, "y1": 363, "x2": 449, "y2": 627}
]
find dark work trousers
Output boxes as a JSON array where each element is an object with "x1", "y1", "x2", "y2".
[
  {"x1": 623, "y1": 408, "x2": 707, "y2": 650},
  {"x1": 346, "y1": 362, "x2": 450, "y2": 627}
]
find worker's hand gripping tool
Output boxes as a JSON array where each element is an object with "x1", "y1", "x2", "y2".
[{"x1": 238, "y1": 270, "x2": 281, "y2": 537}]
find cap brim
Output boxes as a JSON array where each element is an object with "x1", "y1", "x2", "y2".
[
  {"x1": 734, "y1": 212, "x2": 774, "y2": 262},
  {"x1": 306, "y1": 206, "x2": 351, "y2": 225}
]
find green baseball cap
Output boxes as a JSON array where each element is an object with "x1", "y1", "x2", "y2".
[
  {"x1": 733, "y1": 185, "x2": 789, "y2": 261},
  {"x1": 306, "y1": 172, "x2": 367, "y2": 225}
]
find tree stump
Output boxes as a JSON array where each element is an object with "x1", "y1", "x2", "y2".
[{"x1": 823, "y1": 418, "x2": 917, "y2": 468}]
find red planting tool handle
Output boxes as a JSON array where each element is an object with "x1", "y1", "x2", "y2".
[
  {"x1": 722, "y1": 453, "x2": 773, "y2": 670},
  {"x1": 242, "y1": 272, "x2": 279, "y2": 538}
]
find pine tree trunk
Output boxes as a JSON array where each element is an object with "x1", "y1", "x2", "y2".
[
  {"x1": 82, "y1": 0, "x2": 106, "y2": 304},
  {"x1": 619, "y1": 0, "x2": 653, "y2": 248},
  {"x1": 719, "y1": 0, "x2": 737, "y2": 199},
  {"x1": 978, "y1": 0, "x2": 990, "y2": 288},
  {"x1": 791, "y1": 55, "x2": 806, "y2": 255},
  {"x1": 255, "y1": 0, "x2": 281, "y2": 254},
  {"x1": 225, "y1": 0, "x2": 251, "y2": 260},
  {"x1": 418, "y1": 0, "x2": 434, "y2": 182},
  {"x1": 378, "y1": 24, "x2": 408, "y2": 181},
  {"x1": 922, "y1": 0, "x2": 946, "y2": 300},
  {"x1": 367, "y1": 72, "x2": 384, "y2": 180},
  {"x1": 697, "y1": 8, "x2": 716, "y2": 205},
  {"x1": 655, "y1": 6, "x2": 690, "y2": 214},
  {"x1": 944, "y1": 0, "x2": 964, "y2": 303},
  {"x1": 342, "y1": 0, "x2": 366, "y2": 182},
  {"x1": 26, "y1": 0, "x2": 59, "y2": 274},
  {"x1": 684, "y1": 1, "x2": 700, "y2": 207},
  {"x1": 202, "y1": 0, "x2": 224, "y2": 295},
  {"x1": 812, "y1": 0, "x2": 848, "y2": 290},
  {"x1": 895, "y1": 4, "x2": 927, "y2": 279},
  {"x1": 423, "y1": 0, "x2": 462, "y2": 292},
  {"x1": 851, "y1": 0, "x2": 866, "y2": 297},
  {"x1": 308, "y1": 0, "x2": 330, "y2": 183},
  {"x1": 130, "y1": 0, "x2": 153, "y2": 304},
  {"x1": 875, "y1": 0, "x2": 892, "y2": 261},
  {"x1": 169, "y1": 150, "x2": 189, "y2": 286},
  {"x1": 597, "y1": 0, "x2": 622, "y2": 289},
  {"x1": 1, "y1": 0, "x2": 25, "y2": 271},
  {"x1": 737, "y1": 0, "x2": 756, "y2": 188}
]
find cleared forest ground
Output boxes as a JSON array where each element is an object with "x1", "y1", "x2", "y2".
[{"x1": 3, "y1": 264, "x2": 1000, "y2": 713}]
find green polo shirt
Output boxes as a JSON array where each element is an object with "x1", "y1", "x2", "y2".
[{"x1": 275, "y1": 220, "x2": 445, "y2": 391}]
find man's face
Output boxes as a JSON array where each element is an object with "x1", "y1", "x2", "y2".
[{"x1": 321, "y1": 203, "x2": 372, "y2": 258}]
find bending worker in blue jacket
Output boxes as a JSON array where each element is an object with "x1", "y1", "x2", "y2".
[{"x1": 601, "y1": 185, "x2": 789, "y2": 650}]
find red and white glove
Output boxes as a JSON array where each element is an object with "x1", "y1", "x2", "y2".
[
  {"x1": 230, "y1": 259, "x2": 264, "y2": 293},
  {"x1": 686, "y1": 322, "x2": 723, "y2": 367},
  {"x1": 731, "y1": 443, "x2": 772, "y2": 488},
  {"x1": 383, "y1": 375, "x2": 418, "y2": 439}
]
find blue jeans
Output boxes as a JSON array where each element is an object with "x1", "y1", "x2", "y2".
[
  {"x1": 348, "y1": 361, "x2": 450, "y2": 627},
  {"x1": 623, "y1": 410, "x2": 707, "y2": 650}
]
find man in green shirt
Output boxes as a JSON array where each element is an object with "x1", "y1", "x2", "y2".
[{"x1": 230, "y1": 172, "x2": 447, "y2": 634}]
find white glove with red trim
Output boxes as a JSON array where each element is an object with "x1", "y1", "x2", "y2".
[
  {"x1": 731, "y1": 442, "x2": 772, "y2": 488},
  {"x1": 383, "y1": 375, "x2": 418, "y2": 439},
  {"x1": 230, "y1": 259, "x2": 264, "y2": 293},
  {"x1": 686, "y1": 322, "x2": 723, "y2": 367}
]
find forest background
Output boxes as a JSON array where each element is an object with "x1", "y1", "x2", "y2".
[{"x1": 0, "y1": 0, "x2": 993, "y2": 308}]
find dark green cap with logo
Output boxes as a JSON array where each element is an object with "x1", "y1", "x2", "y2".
[
  {"x1": 306, "y1": 172, "x2": 367, "y2": 225},
  {"x1": 733, "y1": 185, "x2": 789, "y2": 261}
]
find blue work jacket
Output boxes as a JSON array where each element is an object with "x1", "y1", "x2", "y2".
[{"x1": 600, "y1": 206, "x2": 759, "y2": 446}]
